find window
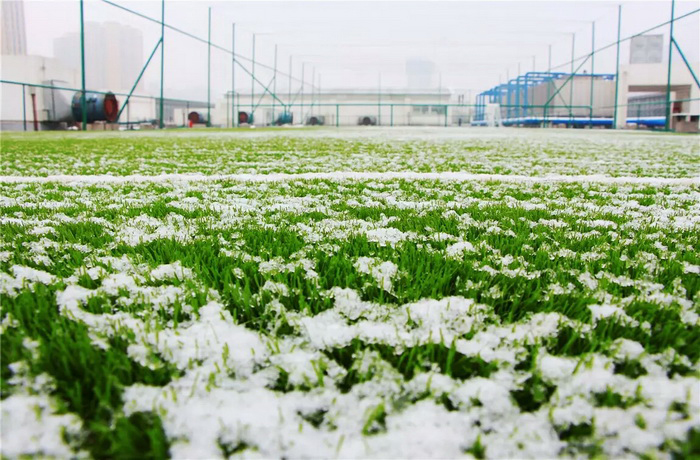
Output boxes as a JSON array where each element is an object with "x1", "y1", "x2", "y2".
[{"x1": 412, "y1": 105, "x2": 445, "y2": 115}]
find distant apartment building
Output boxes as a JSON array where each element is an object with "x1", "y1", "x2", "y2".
[
  {"x1": 1, "y1": 0, "x2": 27, "y2": 55},
  {"x1": 405, "y1": 59, "x2": 436, "y2": 89},
  {"x1": 53, "y1": 21, "x2": 144, "y2": 92}
]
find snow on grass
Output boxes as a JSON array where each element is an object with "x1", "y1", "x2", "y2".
[
  {"x1": 354, "y1": 257, "x2": 398, "y2": 291},
  {"x1": 1, "y1": 171, "x2": 698, "y2": 184},
  {"x1": 1, "y1": 129, "x2": 699, "y2": 458},
  {"x1": 1, "y1": 393, "x2": 85, "y2": 458}
]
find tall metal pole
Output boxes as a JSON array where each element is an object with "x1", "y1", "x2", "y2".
[
  {"x1": 251, "y1": 34, "x2": 255, "y2": 118},
  {"x1": 570, "y1": 33, "x2": 575, "y2": 122},
  {"x1": 159, "y1": 0, "x2": 164, "y2": 129},
  {"x1": 664, "y1": 0, "x2": 676, "y2": 131},
  {"x1": 79, "y1": 0, "x2": 87, "y2": 130},
  {"x1": 272, "y1": 44, "x2": 278, "y2": 124},
  {"x1": 589, "y1": 21, "x2": 595, "y2": 128},
  {"x1": 207, "y1": 7, "x2": 211, "y2": 127},
  {"x1": 613, "y1": 5, "x2": 622, "y2": 129},
  {"x1": 231, "y1": 22, "x2": 238, "y2": 128}
]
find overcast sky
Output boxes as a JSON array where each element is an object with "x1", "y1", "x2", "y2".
[{"x1": 21, "y1": 0, "x2": 700, "y2": 101}]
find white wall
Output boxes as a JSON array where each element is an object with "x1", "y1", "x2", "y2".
[
  {"x1": 1, "y1": 54, "x2": 79, "y2": 127},
  {"x1": 211, "y1": 90, "x2": 455, "y2": 127},
  {"x1": 615, "y1": 61, "x2": 700, "y2": 128}
]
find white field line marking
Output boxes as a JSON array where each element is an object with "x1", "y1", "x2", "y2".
[{"x1": 0, "y1": 172, "x2": 699, "y2": 185}]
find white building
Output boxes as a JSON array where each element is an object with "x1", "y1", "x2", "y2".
[
  {"x1": 615, "y1": 61, "x2": 700, "y2": 132},
  {"x1": 1, "y1": 0, "x2": 27, "y2": 55},
  {"x1": 213, "y1": 88, "x2": 472, "y2": 127},
  {"x1": 0, "y1": 55, "x2": 79, "y2": 130},
  {"x1": 53, "y1": 21, "x2": 144, "y2": 92}
]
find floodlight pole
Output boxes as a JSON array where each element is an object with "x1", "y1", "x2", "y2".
[
  {"x1": 232, "y1": 23, "x2": 236, "y2": 127},
  {"x1": 207, "y1": 7, "x2": 211, "y2": 127},
  {"x1": 589, "y1": 21, "x2": 595, "y2": 128},
  {"x1": 159, "y1": 0, "x2": 164, "y2": 129},
  {"x1": 664, "y1": 0, "x2": 675, "y2": 131},
  {"x1": 613, "y1": 5, "x2": 622, "y2": 129},
  {"x1": 79, "y1": 0, "x2": 87, "y2": 130},
  {"x1": 252, "y1": 34, "x2": 256, "y2": 118}
]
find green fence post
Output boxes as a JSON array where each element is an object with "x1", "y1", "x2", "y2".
[
  {"x1": 79, "y1": 0, "x2": 87, "y2": 130},
  {"x1": 377, "y1": 73, "x2": 381, "y2": 125},
  {"x1": 390, "y1": 104, "x2": 394, "y2": 127},
  {"x1": 251, "y1": 34, "x2": 255, "y2": 119},
  {"x1": 589, "y1": 21, "x2": 595, "y2": 128},
  {"x1": 22, "y1": 84, "x2": 27, "y2": 131},
  {"x1": 207, "y1": 7, "x2": 211, "y2": 127},
  {"x1": 613, "y1": 5, "x2": 622, "y2": 129},
  {"x1": 272, "y1": 44, "x2": 278, "y2": 125},
  {"x1": 300, "y1": 63, "x2": 305, "y2": 124},
  {"x1": 665, "y1": 0, "x2": 675, "y2": 131},
  {"x1": 336, "y1": 104, "x2": 339, "y2": 127},
  {"x1": 288, "y1": 55, "x2": 292, "y2": 120},
  {"x1": 544, "y1": 44, "x2": 551, "y2": 127},
  {"x1": 444, "y1": 105, "x2": 448, "y2": 127},
  {"x1": 570, "y1": 32, "x2": 575, "y2": 123},
  {"x1": 159, "y1": 0, "x2": 164, "y2": 129},
  {"x1": 232, "y1": 23, "x2": 236, "y2": 127}
]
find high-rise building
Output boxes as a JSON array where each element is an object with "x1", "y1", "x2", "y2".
[
  {"x1": 405, "y1": 59, "x2": 436, "y2": 89},
  {"x1": 53, "y1": 21, "x2": 143, "y2": 91},
  {"x1": 1, "y1": 0, "x2": 28, "y2": 55}
]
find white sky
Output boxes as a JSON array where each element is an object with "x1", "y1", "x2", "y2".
[{"x1": 21, "y1": 0, "x2": 700, "y2": 101}]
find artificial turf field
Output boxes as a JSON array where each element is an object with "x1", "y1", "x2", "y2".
[{"x1": 1, "y1": 127, "x2": 699, "y2": 458}]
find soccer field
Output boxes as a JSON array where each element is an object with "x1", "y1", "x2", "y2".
[{"x1": 1, "y1": 128, "x2": 699, "y2": 458}]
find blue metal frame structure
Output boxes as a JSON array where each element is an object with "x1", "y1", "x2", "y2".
[{"x1": 474, "y1": 71, "x2": 617, "y2": 127}]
